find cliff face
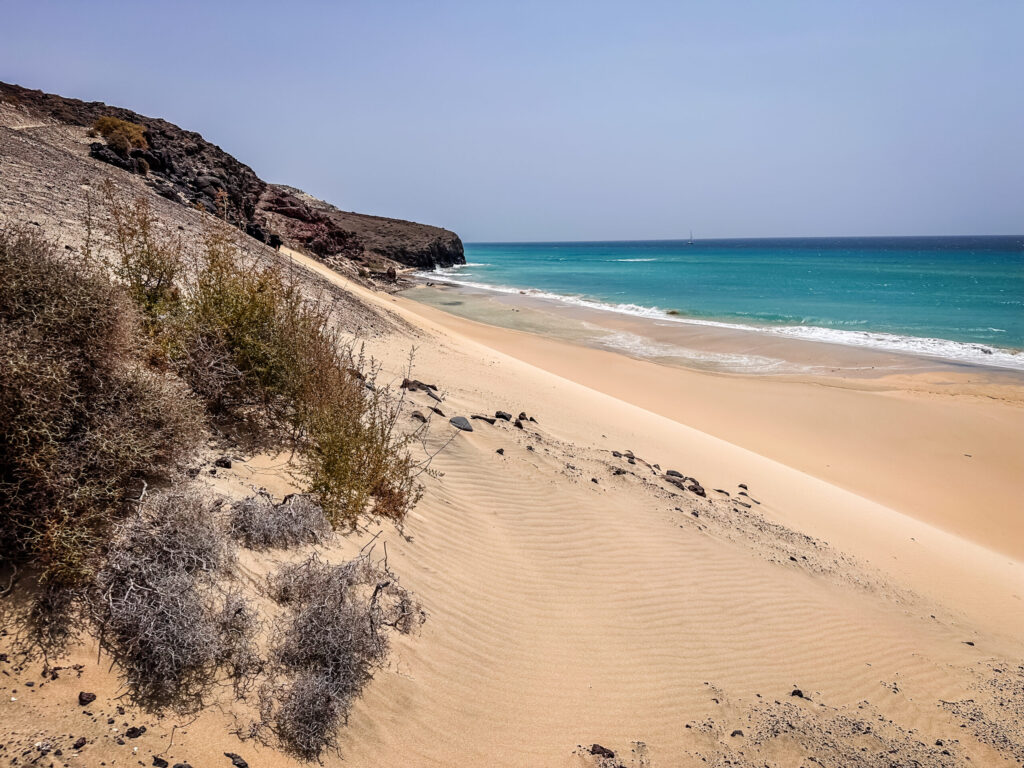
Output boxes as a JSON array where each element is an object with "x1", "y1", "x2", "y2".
[{"x1": 0, "y1": 81, "x2": 465, "y2": 270}]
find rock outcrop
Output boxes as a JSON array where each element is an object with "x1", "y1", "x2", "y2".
[{"x1": 0, "y1": 81, "x2": 464, "y2": 271}]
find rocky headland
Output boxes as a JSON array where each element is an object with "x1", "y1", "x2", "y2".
[{"x1": 0, "y1": 81, "x2": 465, "y2": 272}]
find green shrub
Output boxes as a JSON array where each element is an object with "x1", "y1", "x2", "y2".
[
  {"x1": 0, "y1": 228, "x2": 201, "y2": 587},
  {"x1": 97, "y1": 192, "x2": 423, "y2": 529},
  {"x1": 91, "y1": 115, "x2": 148, "y2": 155}
]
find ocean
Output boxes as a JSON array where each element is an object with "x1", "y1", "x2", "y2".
[{"x1": 426, "y1": 236, "x2": 1024, "y2": 371}]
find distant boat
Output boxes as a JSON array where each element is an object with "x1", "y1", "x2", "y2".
[{"x1": 688, "y1": 230, "x2": 694, "y2": 245}]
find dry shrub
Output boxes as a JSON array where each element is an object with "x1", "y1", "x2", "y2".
[
  {"x1": 91, "y1": 116, "x2": 148, "y2": 155},
  {"x1": 228, "y1": 493, "x2": 330, "y2": 550},
  {"x1": 98, "y1": 190, "x2": 423, "y2": 528},
  {"x1": 0, "y1": 227, "x2": 201, "y2": 587},
  {"x1": 260, "y1": 555, "x2": 423, "y2": 760},
  {"x1": 91, "y1": 493, "x2": 260, "y2": 710}
]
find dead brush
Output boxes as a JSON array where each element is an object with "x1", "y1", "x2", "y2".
[
  {"x1": 259, "y1": 554, "x2": 424, "y2": 760},
  {"x1": 0, "y1": 226, "x2": 201, "y2": 588},
  {"x1": 91, "y1": 492, "x2": 260, "y2": 710},
  {"x1": 228, "y1": 493, "x2": 330, "y2": 550}
]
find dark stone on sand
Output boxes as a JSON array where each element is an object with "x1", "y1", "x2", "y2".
[
  {"x1": 472, "y1": 415, "x2": 497, "y2": 425},
  {"x1": 739, "y1": 483, "x2": 748, "y2": 490},
  {"x1": 152, "y1": 759, "x2": 168, "y2": 768},
  {"x1": 613, "y1": 468, "x2": 627, "y2": 475},
  {"x1": 666, "y1": 469, "x2": 683, "y2": 478},
  {"x1": 449, "y1": 416, "x2": 473, "y2": 432},
  {"x1": 963, "y1": 640, "x2": 975, "y2": 646},
  {"x1": 691, "y1": 510, "x2": 699, "y2": 517},
  {"x1": 172, "y1": 763, "x2": 194, "y2": 768},
  {"x1": 78, "y1": 691, "x2": 96, "y2": 706},
  {"x1": 688, "y1": 483, "x2": 706, "y2": 498},
  {"x1": 731, "y1": 729, "x2": 744, "y2": 737},
  {"x1": 590, "y1": 744, "x2": 615, "y2": 759},
  {"x1": 714, "y1": 489, "x2": 730, "y2": 496},
  {"x1": 431, "y1": 406, "x2": 445, "y2": 416},
  {"x1": 401, "y1": 378, "x2": 438, "y2": 392},
  {"x1": 527, "y1": 445, "x2": 535, "y2": 451},
  {"x1": 791, "y1": 689, "x2": 804, "y2": 698},
  {"x1": 73, "y1": 737, "x2": 86, "y2": 750},
  {"x1": 125, "y1": 726, "x2": 146, "y2": 739},
  {"x1": 612, "y1": 451, "x2": 622, "y2": 458},
  {"x1": 427, "y1": 389, "x2": 443, "y2": 403},
  {"x1": 224, "y1": 753, "x2": 249, "y2": 768},
  {"x1": 518, "y1": 412, "x2": 528, "y2": 421},
  {"x1": 591, "y1": 478, "x2": 599, "y2": 484},
  {"x1": 214, "y1": 456, "x2": 232, "y2": 469},
  {"x1": 514, "y1": 419, "x2": 524, "y2": 429},
  {"x1": 495, "y1": 410, "x2": 512, "y2": 421},
  {"x1": 410, "y1": 410, "x2": 427, "y2": 423},
  {"x1": 496, "y1": 448, "x2": 504, "y2": 455}
]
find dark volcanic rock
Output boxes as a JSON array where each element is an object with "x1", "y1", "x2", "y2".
[
  {"x1": 471, "y1": 415, "x2": 497, "y2": 425},
  {"x1": 449, "y1": 416, "x2": 473, "y2": 432},
  {"x1": 72, "y1": 737, "x2": 86, "y2": 750},
  {"x1": 495, "y1": 410, "x2": 512, "y2": 421},
  {"x1": 125, "y1": 726, "x2": 146, "y2": 739},
  {"x1": 590, "y1": 743, "x2": 615, "y2": 758},
  {"x1": 77, "y1": 691, "x2": 96, "y2": 706},
  {"x1": 258, "y1": 184, "x2": 464, "y2": 269},
  {"x1": 224, "y1": 753, "x2": 249, "y2": 768}
]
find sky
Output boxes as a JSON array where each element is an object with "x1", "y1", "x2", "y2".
[{"x1": 2, "y1": 1, "x2": 1022, "y2": 241}]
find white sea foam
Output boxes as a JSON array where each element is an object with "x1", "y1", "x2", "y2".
[
  {"x1": 418, "y1": 268, "x2": 1024, "y2": 372},
  {"x1": 596, "y1": 331, "x2": 813, "y2": 374},
  {"x1": 612, "y1": 258, "x2": 658, "y2": 262}
]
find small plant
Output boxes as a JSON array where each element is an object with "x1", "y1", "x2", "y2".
[
  {"x1": 91, "y1": 116, "x2": 148, "y2": 155},
  {"x1": 228, "y1": 493, "x2": 330, "y2": 550}
]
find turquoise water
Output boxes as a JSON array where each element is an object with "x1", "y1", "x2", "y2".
[{"x1": 428, "y1": 237, "x2": 1024, "y2": 370}]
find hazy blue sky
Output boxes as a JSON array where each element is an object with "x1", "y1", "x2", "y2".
[{"x1": 2, "y1": 1, "x2": 1021, "y2": 240}]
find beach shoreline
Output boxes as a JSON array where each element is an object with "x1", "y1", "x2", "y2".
[{"x1": 394, "y1": 276, "x2": 1024, "y2": 562}]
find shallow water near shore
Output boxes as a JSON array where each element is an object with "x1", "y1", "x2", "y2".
[
  {"x1": 416, "y1": 237, "x2": 1024, "y2": 374},
  {"x1": 403, "y1": 279, "x2": 1024, "y2": 387}
]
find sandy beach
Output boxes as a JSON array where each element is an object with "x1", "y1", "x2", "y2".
[
  {"x1": 4, "y1": 245, "x2": 1023, "y2": 767},
  {"x1": 284, "y1": 249, "x2": 1024, "y2": 764}
]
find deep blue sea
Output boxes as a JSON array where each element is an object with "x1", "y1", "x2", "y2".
[{"x1": 429, "y1": 237, "x2": 1024, "y2": 370}]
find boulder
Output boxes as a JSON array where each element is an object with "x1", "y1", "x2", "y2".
[
  {"x1": 77, "y1": 691, "x2": 96, "y2": 706},
  {"x1": 495, "y1": 410, "x2": 512, "y2": 421},
  {"x1": 666, "y1": 469, "x2": 683, "y2": 478},
  {"x1": 514, "y1": 419, "x2": 524, "y2": 429}
]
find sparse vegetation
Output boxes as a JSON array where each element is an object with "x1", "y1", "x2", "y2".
[
  {"x1": 91, "y1": 493, "x2": 259, "y2": 710},
  {"x1": 98, "y1": 183, "x2": 423, "y2": 528},
  {"x1": 260, "y1": 554, "x2": 423, "y2": 759},
  {"x1": 0, "y1": 227, "x2": 201, "y2": 587},
  {"x1": 90, "y1": 115, "x2": 148, "y2": 155},
  {"x1": 1, "y1": 185, "x2": 426, "y2": 752}
]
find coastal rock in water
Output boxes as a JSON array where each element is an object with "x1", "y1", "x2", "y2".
[{"x1": 449, "y1": 416, "x2": 473, "y2": 432}]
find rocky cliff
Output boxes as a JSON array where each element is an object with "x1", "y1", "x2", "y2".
[{"x1": 0, "y1": 81, "x2": 465, "y2": 270}]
